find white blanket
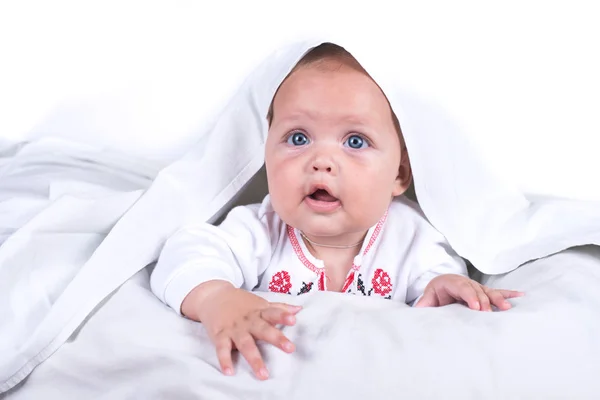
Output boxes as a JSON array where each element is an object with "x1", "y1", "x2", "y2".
[
  {"x1": 4, "y1": 247, "x2": 600, "y2": 399},
  {"x1": 0, "y1": 138, "x2": 159, "y2": 391},
  {"x1": 2, "y1": 38, "x2": 600, "y2": 394},
  {"x1": 0, "y1": 138, "x2": 158, "y2": 246}
]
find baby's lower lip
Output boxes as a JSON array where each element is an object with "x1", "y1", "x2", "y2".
[{"x1": 304, "y1": 196, "x2": 341, "y2": 213}]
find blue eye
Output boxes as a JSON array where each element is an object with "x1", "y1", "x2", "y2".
[
  {"x1": 287, "y1": 132, "x2": 309, "y2": 146},
  {"x1": 344, "y1": 135, "x2": 368, "y2": 149}
]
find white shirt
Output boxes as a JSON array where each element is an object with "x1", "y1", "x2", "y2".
[{"x1": 151, "y1": 195, "x2": 468, "y2": 314}]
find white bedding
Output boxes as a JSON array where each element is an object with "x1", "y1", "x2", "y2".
[
  {"x1": 0, "y1": 138, "x2": 160, "y2": 391},
  {"x1": 0, "y1": 138, "x2": 159, "y2": 246},
  {"x1": 3, "y1": 246, "x2": 600, "y2": 399}
]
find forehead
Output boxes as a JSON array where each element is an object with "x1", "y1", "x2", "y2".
[{"x1": 271, "y1": 65, "x2": 393, "y2": 126}]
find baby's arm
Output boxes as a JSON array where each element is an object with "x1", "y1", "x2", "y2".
[
  {"x1": 150, "y1": 203, "x2": 298, "y2": 379},
  {"x1": 151, "y1": 204, "x2": 271, "y2": 309}
]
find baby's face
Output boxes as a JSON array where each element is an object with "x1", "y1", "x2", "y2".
[{"x1": 265, "y1": 64, "x2": 407, "y2": 240}]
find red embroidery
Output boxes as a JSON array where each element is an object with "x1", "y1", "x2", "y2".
[
  {"x1": 318, "y1": 272, "x2": 326, "y2": 291},
  {"x1": 363, "y1": 211, "x2": 387, "y2": 255},
  {"x1": 269, "y1": 271, "x2": 292, "y2": 294},
  {"x1": 371, "y1": 269, "x2": 392, "y2": 296},
  {"x1": 341, "y1": 271, "x2": 355, "y2": 293},
  {"x1": 286, "y1": 212, "x2": 388, "y2": 293},
  {"x1": 287, "y1": 225, "x2": 321, "y2": 274}
]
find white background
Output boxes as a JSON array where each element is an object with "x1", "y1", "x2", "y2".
[{"x1": 0, "y1": 1, "x2": 599, "y2": 200}]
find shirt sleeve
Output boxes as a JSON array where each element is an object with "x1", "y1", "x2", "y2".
[
  {"x1": 405, "y1": 218, "x2": 468, "y2": 306},
  {"x1": 150, "y1": 199, "x2": 281, "y2": 314}
]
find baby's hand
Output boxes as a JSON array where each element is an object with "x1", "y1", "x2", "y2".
[
  {"x1": 182, "y1": 281, "x2": 301, "y2": 380},
  {"x1": 414, "y1": 274, "x2": 524, "y2": 311}
]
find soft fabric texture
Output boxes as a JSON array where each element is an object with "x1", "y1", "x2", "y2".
[
  {"x1": 3, "y1": 247, "x2": 600, "y2": 399},
  {"x1": 151, "y1": 195, "x2": 467, "y2": 312},
  {"x1": 2, "y1": 38, "x2": 600, "y2": 392},
  {"x1": 0, "y1": 138, "x2": 159, "y2": 392}
]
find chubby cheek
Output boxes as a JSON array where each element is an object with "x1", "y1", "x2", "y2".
[
  {"x1": 269, "y1": 175, "x2": 293, "y2": 203},
  {"x1": 344, "y1": 169, "x2": 395, "y2": 221},
  {"x1": 266, "y1": 157, "x2": 301, "y2": 216}
]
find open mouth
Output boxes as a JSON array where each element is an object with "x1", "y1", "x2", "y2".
[
  {"x1": 305, "y1": 187, "x2": 341, "y2": 213},
  {"x1": 308, "y1": 188, "x2": 338, "y2": 202}
]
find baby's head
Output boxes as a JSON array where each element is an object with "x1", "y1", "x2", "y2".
[{"x1": 265, "y1": 43, "x2": 412, "y2": 244}]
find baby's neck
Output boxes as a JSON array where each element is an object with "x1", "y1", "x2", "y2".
[{"x1": 301, "y1": 231, "x2": 367, "y2": 292}]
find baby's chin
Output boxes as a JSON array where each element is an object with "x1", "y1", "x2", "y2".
[{"x1": 294, "y1": 221, "x2": 369, "y2": 241}]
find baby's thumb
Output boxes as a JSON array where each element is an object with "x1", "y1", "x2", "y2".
[{"x1": 414, "y1": 289, "x2": 436, "y2": 308}]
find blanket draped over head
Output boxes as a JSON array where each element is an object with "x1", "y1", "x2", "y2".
[{"x1": 2, "y1": 38, "x2": 600, "y2": 393}]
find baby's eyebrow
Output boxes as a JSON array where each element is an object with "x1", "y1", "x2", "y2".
[
  {"x1": 277, "y1": 109, "x2": 372, "y2": 127},
  {"x1": 279, "y1": 109, "x2": 319, "y2": 122}
]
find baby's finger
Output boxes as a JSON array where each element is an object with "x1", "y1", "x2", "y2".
[
  {"x1": 232, "y1": 331, "x2": 269, "y2": 380},
  {"x1": 215, "y1": 334, "x2": 235, "y2": 376},
  {"x1": 456, "y1": 282, "x2": 481, "y2": 310},
  {"x1": 269, "y1": 302, "x2": 303, "y2": 314},
  {"x1": 250, "y1": 318, "x2": 295, "y2": 354},
  {"x1": 472, "y1": 283, "x2": 492, "y2": 312},
  {"x1": 414, "y1": 287, "x2": 439, "y2": 308},
  {"x1": 497, "y1": 289, "x2": 525, "y2": 299},
  {"x1": 484, "y1": 288, "x2": 512, "y2": 311},
  {"x1": 261, "y1": 307, "x2": 297, "y2": 326}
]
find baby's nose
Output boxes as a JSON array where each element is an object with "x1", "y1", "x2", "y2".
[
  {"x1": 313, "y1": 164, "x2": 332, "y2": 173},
  {"x1": 311, "y1": 154, "x2": 335, "y2": 173}
]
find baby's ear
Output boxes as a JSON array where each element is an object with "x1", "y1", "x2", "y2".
[{"x1": 392, "y1": 146, "x2": 412, "y2": 196}]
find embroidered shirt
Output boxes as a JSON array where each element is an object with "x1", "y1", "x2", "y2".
[{"x1": 151, "y1": 195, "x2": 468, "y2": 314}]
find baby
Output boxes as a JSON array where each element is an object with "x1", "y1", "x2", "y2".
[{"x1": 151, "y1": 43, "x2": 523, "y2": 381}]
